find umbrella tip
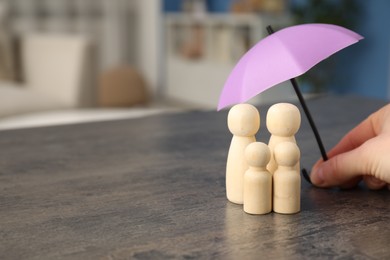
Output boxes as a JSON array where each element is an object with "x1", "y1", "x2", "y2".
[
  {"x1": 266, "y1": 25, "x2": 274, "y2": 34},
  {"x1": 217, "y1": 103, "x2": 225, "y2": 111}
]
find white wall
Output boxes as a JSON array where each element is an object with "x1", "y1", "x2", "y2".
[
  {"x1": 135, "y1": 0, "x2": 162, "y2": 97},
  {"x1": 100, "y1": 0, "x2": 124, "y2": 69}
]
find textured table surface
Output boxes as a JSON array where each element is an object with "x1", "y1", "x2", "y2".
[{"x1": 0, "y1": 95, "x2": 389, "y2": 259}]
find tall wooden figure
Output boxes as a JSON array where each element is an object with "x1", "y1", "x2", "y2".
[
  {"x1": 226, "y1": 104, "x2": 260, "y2": 204},
  {"x1": 243, "y1": 142, "x2": 272, "y2": 215},
  {"x1": 273, "y1": 142, "x2": 301, "y2": 214},
  {"x1": 266, "y1": 103, "x2": 301, "y2": 174}
]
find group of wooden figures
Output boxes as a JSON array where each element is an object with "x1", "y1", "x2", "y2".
[{"x1": 226, "y1": 103, "x2": 301, "y2": 215}]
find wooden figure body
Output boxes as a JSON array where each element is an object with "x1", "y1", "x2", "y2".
[
  {"x1": 243, "y1": 142, "x2": 272, "y2": 215},
  {"x1": 266, "y1": 103, "x2": 301, "y2": 174},
  {"x1": 226, "y1": 104, "x2": 260, "y2": 204},
  {"x1": 273, "y1": 142, "x2": 301, "y2": 214}
]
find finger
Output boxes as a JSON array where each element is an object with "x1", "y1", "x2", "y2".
[
  {"x1": 363, "y1": 175, "x2": 387, "y2": 190},
  {"x1": 310, "y1": 155, "x2": 361, "y2": 189},
  {"x1": 310, "y1": 146, "x2": 366, "y2": 187},
  {"x1": 327, "y1": 114, "x2": 378, "y2": 158},
  {"x1": 339, "y1": 176, "x2": 362, "y2": 190}
]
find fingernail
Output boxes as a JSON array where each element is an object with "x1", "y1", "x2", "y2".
[
  {"x1": 370, "y1": 176, "x2": 385, "y2": 186},
  {"x1": 311, "y1": 166, "x2": 325, "y2": 185}
]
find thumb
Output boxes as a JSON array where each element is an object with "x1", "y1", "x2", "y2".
[
  {"x1": 311, "y1": 135, "x2": 390, "y2": 188},
  {"x1": 310, "y1": 145, "x2": 367, "y2": 188}
]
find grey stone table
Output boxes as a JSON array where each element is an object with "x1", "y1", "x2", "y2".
[{"x1": 0, "y1": 95, "x2": 389, "y2": 260}]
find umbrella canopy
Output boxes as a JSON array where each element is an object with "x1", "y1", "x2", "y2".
[{"x1": 218, "y1": 23, "x2": 363, "y2": 110}]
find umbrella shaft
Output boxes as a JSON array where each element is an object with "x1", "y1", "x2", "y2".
[{"x1": 290, "y1": 78, "x2": 328, "y2": 161}]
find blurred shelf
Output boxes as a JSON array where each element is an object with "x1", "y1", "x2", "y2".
[{"x1": 163, "y1": 12, "x2": 293, "y2": 108}]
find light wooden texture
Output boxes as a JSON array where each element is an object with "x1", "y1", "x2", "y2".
[
  {"x1": 273, "y1": 142, "x2": 301, "y2": 214},
  {"x1": 243, "y1": 142, "x2": 272, "y2": 215},
  {"x1": 267, "y1": 103, "x2": 301, "y2": 174},
  {"x1": 226, "y1": 104, "x2": 260, "y2": 204},
  {"x1": 98, "y1": 65, "x2": 149, "y2": 107},
  {"x1": 0, "y1": 96, "x2": 389, "y2": 259}
]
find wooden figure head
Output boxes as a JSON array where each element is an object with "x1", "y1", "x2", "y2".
[
  {"x1": 274, "y1": 142, "x2": 300, "y2": 168},
  {"x1": 266, "y1": 103, "x2": 301, "y2": 137},
  {"x1": 228, "y1": 104, "x2": 260, "y2": 136},
  {"x1": 245, "y1": 142, "x2": 270, "y2": 168}
]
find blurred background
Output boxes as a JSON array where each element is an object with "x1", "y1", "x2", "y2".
[{"x1": 0, "y1": 0, "x2": 389, "y2": 129}]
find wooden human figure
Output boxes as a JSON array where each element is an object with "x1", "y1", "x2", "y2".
[
  {"x1": 266, "y1": 103, "x2": 301, "y2": 174},
  {"x1": 243, "y1": 142, "x2": 272, "y2": 215},
  {"x1": 226, "y1": 104, "x2": 260, "y2": 204},
  {"x1": 273, "y1": 141, "x2": 301, "y2": 214}
]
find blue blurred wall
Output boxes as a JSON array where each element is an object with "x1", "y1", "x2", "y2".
[
  {"x1": 331, "y1": 0, "x2": 390, "y2": 100},
  {"x1": 163, "y1": 0, "x2": 181, "y2": 12},
  {"x1": 163, "y1": 0, "x2": 233, "y2": 13}
]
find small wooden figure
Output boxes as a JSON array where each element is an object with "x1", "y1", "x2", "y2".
[
  {"x1": 273, "y1": 141, "x2": 301, "y2": 214},
  {"x1": 243, "y1": 142, "x2": 272, "y2": 215},
  {"x1": 226, "y1": 104, "x2": 260, "y2": 204},
  {"x1": 266, "y1": 103, "x2": 301, "y2": 174}
]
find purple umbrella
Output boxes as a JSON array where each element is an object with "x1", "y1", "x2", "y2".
[{"x1": 218, "y1": 23, "x2": 363, "y2": 182}]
